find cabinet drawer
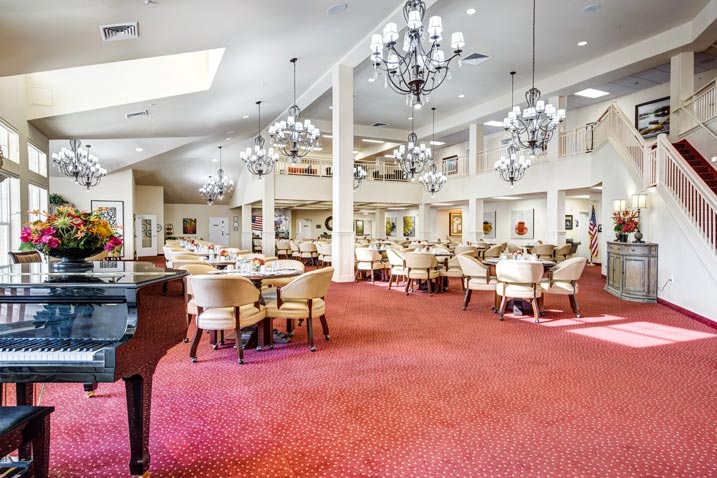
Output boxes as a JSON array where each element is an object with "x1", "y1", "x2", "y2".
[{"x1": 608, "y1": 244, "x2": 623, "y2": 254}]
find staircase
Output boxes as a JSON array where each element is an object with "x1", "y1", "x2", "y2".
[{"x1": 673, "y1": 140, "x2": 717, "y2": 195}]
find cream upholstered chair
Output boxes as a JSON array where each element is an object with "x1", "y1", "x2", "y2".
[
  {"x1": 386, "y1": 248, "x2": 407, "y2": 290},
  {"x1": 299, "y1": 242, "x2": 318, "y2": 265},
  {"x1": 172, "y1": 254, "x2": 203, "y2": 262},
  {"x1": 505, "y1": 243, "x2": 521, "y2": 253},
  {"x1": 456, "y1": 254, "x2": 498, "y2": 311},
  {"x1": 223, "y1": 247, "x2": 248, "y2": 255},
  {"x1": 265, "y1": 267, "x2": 334, "y2": 352},
  {"x1": 439, "y1": 256, "x2": 464, "y2": 291},
  {"x1": 355, "y1": 248, "x2": 385, "y2": 283},
  {"x1": 453, "y1": 246, "x2": 478, "y2": 257},
  {"x1": 404, "y1": 252, "x2": 440, "y2": 296},
  {"x1": 496, "y1": 261, "x2": 544, "y2": 322},
  {"x1": 553, "y1": 244, "x2": 573, "y2": 262},
  {"x1": 289, "y1": 241, "x2": 300, "y2": 259},
  {"x1": 276, "y1": 240, "x2": 291, "y2": 259},
  {"x1": 237, "y1": 253, "x2": 265, "y2": 260},
  {"x1": 262, "y1": 259, "x2": 305, "y2": 290},
  {"x1": 541, "y1": 257, "x2": 587, "y2": 317},
  {"x1": 316, "y1": 243, "x2": 332, "y2": 268},
  {"x1": 252, "y1": 238, "x2": 263, "y2": 253},
  {"x1": 188, "y1": 275, "x2": 268, "y2": 364},
  {"x1": 177, "y1": 263, "x2": 217, "y2": 341},
  {"x1": 482, "y1": 244, "x2": 503, "y2": 260},
  {"x1": 533, "y1": 244, "x2": 556, "y2": 260}
]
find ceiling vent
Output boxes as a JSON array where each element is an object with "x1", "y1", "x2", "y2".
[
  {"x1": 461, "y1": 53, "x2": 492, "y2": 66},
  {"x1": 371, "y1": 122, "x2": 389, "y2": 127},
  {"x1": 125, "y1": 110, "x2": 149, "y2": 119},
  {"x1": 99, "y1": 22, "x2": 139, "y2": 42}
]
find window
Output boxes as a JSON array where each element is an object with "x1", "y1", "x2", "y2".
[
  {"x1": 28, "y1": 143, "x2": 47, "y2": 176},
  {"x1": 0, "y1": 178, "x2": 21, "y2": 265},
  {"x1": 0, "y1": 121, "x2": 20, "y2": 163},
  {"x1": 27, "y1": 183, "x2": 48, "y2": 223}
]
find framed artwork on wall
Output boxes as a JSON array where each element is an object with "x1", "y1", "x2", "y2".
[
  {"x1": 510, "y1": 209, "x2": 534, "y2": 239},
  {"x1": 183, "y1": 217, "x2": 197, "y2": 235},
  {"x1": 449, "y1": 212, "x2": 462, "y2": 236},
  {"x1": 442, "y1": 155, "x2": 458, "y2": 175},
  {"x1": 402, "y1": 216, "x2": 416, "y2": 237},
  {"x1": 91, "y1": 200, "x2": 124, "y2": 235},
  {"x1": 565, "y1": 214, "x2": 574, "y2": 230},
  {"x1": 482, "y1": 211, "x2": 496, "y2": 239},
  {"x1": 386, "y1": 216, "x2": 397, "y2": 237},
  {"x1": 354, "y1": 219, "x2": 364, "y2": 236},
  {"x1": 635, "y1": 96, "x2": 670, "y2": 138}
]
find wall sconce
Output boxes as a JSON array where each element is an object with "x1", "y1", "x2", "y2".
[
  {"x1": 612, "y1": 199, "x2": 626, "y2": 211},
  {"x1": 631, "y1": 193, "x2": 647, "y2": 210}
]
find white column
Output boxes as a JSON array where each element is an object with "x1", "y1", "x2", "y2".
[
  {"x1": 463, "y1": 197, "x2": 483, "y2": 243},
  {"x1": 547, "y1": 96, "x2": 567, "y2": 161},
  {"x1": 261, "y1": 175, "x2": 275, "y2": 256},
  {"x1": 468, "y1": 123, "x2": 484, "y2": 175},
  {"x1": 331, "y1": 64, "x2": 355, "y2": 282},
  {"x1": 241, "y1": 203, "x2": 252, "y2": 251},
  {"x1": 375, "y1": 208, "x2": 386, "y2": 239},
  {"x1": 546, "y1": 189, "x2": 566, "y2": 245},
  {"x1": 417, "y1": 203, "x2": 433, "y2": 240},
  {"x1": 670, "y1": 52, "x2": 695, "y2": 141}
]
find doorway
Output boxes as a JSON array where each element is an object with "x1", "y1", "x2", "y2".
[
  {"x1": 297, "y1": 219, "x2": 313, "y2": 241},
  {"x1": 576, "y1": 211, "x2": 590, "y2": 258},
  {"x1": 135, "y1": 214, "x2": 157, "y2": 257},
  {"x1": 209, "y1": 217, "x2": 229, "y2": 245}
]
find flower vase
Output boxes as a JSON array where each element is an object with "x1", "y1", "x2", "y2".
[
  {"x1": 48, "y1": 247, "x2": 104, "y2": 273},
  {"x1": 617, "y1": 233, "x2": 629, "y2": 243}
]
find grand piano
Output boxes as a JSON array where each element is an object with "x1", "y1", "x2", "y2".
[{"x1": 0, "y1": 260, "x2": 187, "y2": 477}]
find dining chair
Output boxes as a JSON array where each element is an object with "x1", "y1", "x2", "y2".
[
  {"x1": 262, "y1": 259, "x2": 306, "y2": 291},
  {"x1": 495, "y1": 261, "x2": 544, "y2": 322},
  {"x1": 8, "y1": 251, "x2": 42, "y2": 264},
  {"x1": 355, "y1": 247, "x2": 385, "y2": 283},
  {"x1": 541, "y1": 257, "x2": 587, "y2": 317},
  {"x1": 439, "y1": 255, "x2": 464, "y2": 291},
  {"x1": 505, "y1": 243, "x2": 521, "y2": 253},
  {"x1": 299, "y1": 242, "x2": 319, "y2": 265},
  {"x1": 456, "y1": 254, "x2": 498, "y2": 311},
  {"x1": 533, "y1": 244, "x2": 556, "y2": 260},
  {"x1": 189, "y1": 275, "x2": 268, "y2": 364},
  {"x1": 553, "y1": 244, "x2": 573, "y2": 262},
  {"x1": 177, "y1": 263, "x2": 218, "y2": 342},
  {"x1": 252, "y1": 238, "x2": 263, "y2": 253},
  {"x1": 265, "y1": 267, "x2": 334, "y2": 352},
  {"x1": 276, "y1": 240, "x2": 291, "y2": 259},
  {"x1": 453, "y1": 246, "x2": 478, "y2": 257},
  {"x1": 404, "y1": 252, "x2": 440, "y2": 296},
  {"x1": 482, "y1": 244, "x2": 503, "y2": 260},
  {"x1": 386, "y1": 248, "x2": 407, "y2": 290}
]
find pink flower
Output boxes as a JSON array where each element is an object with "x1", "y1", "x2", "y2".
[
  {"x1": 105, "y1": 236, "x2": 123, "y2": 251},
  {"x1": 71, "y1": 217, "x2": 84, "y2": 226},
  {"x1": 46, "y1": 237, "x2": 60, "y2": 249},
  {"x1": 20, "y1": 227, "x2": 33, "y2": 243}
]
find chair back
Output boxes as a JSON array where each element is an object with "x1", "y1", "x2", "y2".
[
  {"x1": 172, "y1": 259, "x2": 208, "y2": 269},
  {"x1": 289, "y1": 241, "x2": 300, "y2": 252},
  {"x1": 272, "y1": 259, "x2": 305, "y2": 272},
  {"x1": 456, "y1": 254, "x2": 489, "y2": 278},
  {"x1": 299, "y1": 242, "x2": 317, "y2": 253},
  {"x1": 178, "y1": 263, "x2": 217, "y2": 294},
  {"x1": 386, "y1": 248, "x2": 406, "y2": 267},
  {"x1": 190, "y1": 275, "x2": 259, "y2": 309},
  {"x1": 483, "y1": 244, "x2": 503, "y2": 259},
  {"x1": 172, "y1": 254, "x2": 202, "y2": 261},
  {"x1": 550, "y1": 257, "x2": 587, "y2": 281},
  {"x1": 355, "y1": 247, "x2": 381, "y2": 262},
  {"x1": 496, "y1": 261, "x2": 543, "y2": 285},
  {"x1": 404, "y1": 252, "x2": 437, "y2": 269},
  {"x1": 276, "y1": 240, "x2": 290, "y2": 251},
  {"x1": 223, "y1": 247, "x2": 248, "y2": 255},
  {"x1": 237, "y1": 253, "x2": 265, "y2": 260},
  {"x1": 506, "y1": 243, "x2": 521, "y2": 253},
  {"x1": 454, "y1": 245, "x2": 478, "y2": 257},
  {"x1": 553, "y1": 244, "x2": 572, "y2": 259},
  {"x1": 533, "y1": 244, "x2": 556, "y2": 258},
  {"x1": 8, "y1": 251, "x2": 42, "y2": 264},
  {"x1": 281, "y1": 267, "x2": 334, "y2": 300}
]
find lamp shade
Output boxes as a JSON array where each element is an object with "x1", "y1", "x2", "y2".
[
  {"x1": 631, "y1": 193, "x2": 647, "y2": 209},
  {"x1": 612, "y1": 199, "x2": 627, "y2": 211}
]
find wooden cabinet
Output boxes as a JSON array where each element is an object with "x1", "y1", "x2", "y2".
[{"x1": 605, "y1": 242, "x2": 658, "y2": 302}]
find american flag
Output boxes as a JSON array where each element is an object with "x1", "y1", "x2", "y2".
[
  {"x1": 252, "y1": 215, "x2": 263, "y2": 232},
  {"x1": 588, "y1": 204, "x2": 599, "y2": 262}
]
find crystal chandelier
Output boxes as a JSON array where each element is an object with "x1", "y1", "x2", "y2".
[
  {"x1": 370, "y1": 0, "x2": 465, "y2": 108},
  {"x1": 51, "y1": 140, "x2": 107, "y2": 190},
  {"x1": 391, "y1": 115, "x2": 431, "y2": 180},
  {"x1": 419, "y1": 108, "x2": 447, "y2": 196},
  {"x1": 241, "y1": 101, "x2": 278, "y2": 179},
  {"x1": 503, "y1": 0, "x2": 566, "y2": 157},
  {"x1": 494, "y1": 143, "x2": 530, "y2": 187},
  {"x1": 199, "y1": 146, "x2": 234, "y2": 205},
  {"x1": 269, "y1": 58, "x2": 320, "y2": 162},
  {"x1": 353, "y1": 164, "x2": 367, "y2": 189}
]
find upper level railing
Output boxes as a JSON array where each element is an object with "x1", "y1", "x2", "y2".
[{"x1": 680, "y1": 78, "x2": 717, "y2": 135}]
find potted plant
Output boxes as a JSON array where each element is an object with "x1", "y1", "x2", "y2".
[{"x1": 612, "y1": 210, "x2": 638, "y2": 242}]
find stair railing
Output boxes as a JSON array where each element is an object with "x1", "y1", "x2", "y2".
[{"x1": 678, "y1": 78, "x2": 717, "y2": 139}]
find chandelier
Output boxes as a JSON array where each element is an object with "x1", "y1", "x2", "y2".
[
  {"x1": 269, "y1": 58, "x2": 320, "y2": 162},
  {"x1": 391, "y1": 115, "x2": 431, "y2": 180},
  {"x1": 495, "y1": 143, "x2": 530, "y2": 187},
  {"x1": 51, "y1": 140, "x2": 107, "y2": 190},
  {"x1": 353, "y1": 164, "x2": 367, "y2": 189},
  {"x1": 370, "y1": 0, "x2": 465, "y2": 108},
  {"x1": 419, "y1": 108, "x2": 447, "y2": 196},
  {"x1": 241, "y1": 101, "x2": 277, "y2": 179},
  {"x1": 503, "y1": 0, "x2": 566, "y2": 158},
  {"x1": 199, "y1": 146, "x2": 234, "y2": 205}
]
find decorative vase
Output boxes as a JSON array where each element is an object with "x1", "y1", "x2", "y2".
[
  {"x1": 617, "y1": 233, "x2": 629, "y2": 243},
  {"x1": 633, "y1": 229, "x2": 644, "y2": 243},
  {"x1": 48, "y1": 247, "x2": 104, "y2": 273}
]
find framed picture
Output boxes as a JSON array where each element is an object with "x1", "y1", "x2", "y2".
[
  {"x1": 386, "y1": 216, "x2": 397, "y2": 237},
  {"x1": 565, "y1": 214, "x2": 574, "y2": 230},
  {"x1": 598, "y1": 224, "x2": 603, "y2": 233},
  {"x1": 510, "y1": 209, "x2": 534, "y2": 239},
  {"x1": 635, "y1": 96, "x2": 670, "y2": 138},
  {"x1": 442, "y1": 155, "x2": 458, "y2": 175},
  {"x1": 449, "y1": 212, "x2": 462, "y2": 236},
  {"x1": 354, "y1": 219, "x2": 364, "y2": 236},
  {"x1": 402, "y1": 216, "x2": 416, "y2": 237},
  {"x1": 325, "y1": 216, "x2": 333, "y2": 232},
  {"x1": 483, "y1": 211, "x2": 496, "y2": 239},
  {"x1": 233, "y1": 226, "x2": 239, "y2": 231},
  {"x1": 183, "y1": 217, "x2": 197, "y2": 235},
  {"x1": 91, "y1": 200, "x2": 124, "y2": 235},
  {"x1": 233, "y1": 215, "x2": 239, "y2": 221}
]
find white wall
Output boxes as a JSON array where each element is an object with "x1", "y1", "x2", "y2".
[
  {"x1": 164, "y1": 203, "x2": 241, "y2": 247},
  {"x1": 49, "y1": 169, "x2": 136, "y2": 260},
  {"x1": 482, "y1": 198, "x2": 548, "y2": 246},
  {"x1": 135, "y1": 185, "x2": 164, "y2": 254}
]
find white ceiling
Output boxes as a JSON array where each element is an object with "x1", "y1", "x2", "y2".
[{"x1": 1, "y1": 0, "x2": 712, "y2": 203}]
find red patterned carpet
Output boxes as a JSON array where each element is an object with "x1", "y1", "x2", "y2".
[{"x1": 33, "y1": 262, "x2": 717, "y2": 477}]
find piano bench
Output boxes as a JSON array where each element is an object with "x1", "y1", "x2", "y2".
[{"x1": 0, "y1": 406, "x2": 54, "y2": 478}]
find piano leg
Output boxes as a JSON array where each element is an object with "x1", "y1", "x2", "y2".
[
  {"x1": 14, "y1": 383, "x2": 34, "y2": 462},
  {"x1": 124, "y1": 365, "x2": 156, "y2": 477},
  {"x1": 83, "y1": 382, "x2": 98, "y2": 398}
]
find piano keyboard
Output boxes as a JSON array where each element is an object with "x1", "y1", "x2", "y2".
[{"x1": 0, "y1": 339, "x2": 112, "y2": 363}]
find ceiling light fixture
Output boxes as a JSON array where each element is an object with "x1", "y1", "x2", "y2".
[
  {"x1": 429, "y1": 140, "x2": 445, "y2": 146},
  {"x1": 503, "y1": 0, "x2": 566, "y2": 158},
  {"x1": 483, "y1": 120, "x2": 504, "y2": 127},
  {"x1": 241, "y1": 100, "x2": 277, "y2": 179},
  {"x1": 465, "y1": 7, "x2": 477, "y2": 15},
  {"x1": 458, "y1": 94, "x2": 465, "y2": 98},
  {"x1": 353, "y1": 164, "x2": 368, "y2": 189},
  {"x1": 574, "y1": 88, "x2": 610, "y2": 98},
  {"x1": 370, "y1": 0, "x2": 465, "y2": 108},
  {"x1": 577, "y1": 40, "x2": 588, "y2": 46},
  {"x1": 52, "y1": 140, "x2": 107, "y2": 190},
  {"x1": 391, "y1": 112, "x2": 431, "y2": 180},
  {"x1": 135, "y1": 147, "x2": 143, "y2": 152},
  {"x1": 242, "y1": 115, "x2": 250, "y2": 119},
  {"x1": 361, "y1": 138, "x2": 385, "y2": 144},
  {"x1": 269, "y1": 58, "x2": 320, "y2": 162},
  {"x1": 327, "y1": 3, "x2": 348, "y2": 15},
  {"x1": 419, "y1": 107, "x2": 447, "y2": 197},
  {"x1": 199, "y1": 145, "x2": 234, "y2": 205}
]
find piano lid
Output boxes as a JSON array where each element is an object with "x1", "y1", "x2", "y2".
[{"x1": 0, "y1": 261, "x2": 187, "y2": 288}]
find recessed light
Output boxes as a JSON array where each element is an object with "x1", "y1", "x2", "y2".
[
  {"x1": 432, "y1": 202, "x2": 454, "y2": 206},
  {"x1": 577, "y1": 40, "x2": 588, "y2": 46},
  {"x1": 324, "y1": 134, "x2": 333, "y2": 139},
  {"x1": 211, "y1": 158, "x2": 218, "y2": 163},
  {"x1": 568, "y1": 194, "x2": 591, "y2": 199},
  {"x1": 493, "y1": 196, "x2": 520, "y2": 200},
  {"x1": 353, "y1": 150, "x2": 359, "y2": 154},
  {"x1": 413, "y1": 103, "x2": 422, "y2": 109},
  {"x1": 368, "y1": 77, "x2": 376, "y2": 83},
  {"x1": 408, "y1": 116, "x2": 413, "y2": 120},
  {"x1": 225, "y1": 137, "x2": 231, "y2": 141},
  {"x1": 582, "y1": 3, "x2": 602, "y2": 14},
  {"x1": 362, "y1": 139, "x2": 385, "y2": 144},
  {"x1": 458, "y1": 94, "x2": 465, "y2": 98},
  {"x1": 429, "y1": 140, "x2": 445, "y2": 146},
  {"x1": 711, "y1": 156, "x2": 717, "y2": 163},
  {"x1": 327, "y1": 3, "x2": 348, "y2": 15},
  {"x1": 225, "y1": 130, "x2": 235, "y2": 135},
  {"x1": 465, "y1": 7, "x2": 477, "y2": 15},
  {"x1": 135, "y1": 147, "x2": 143, "y2": 152},
  {"x1": 242, "y1": 115, "x2": 250, "y2": 119},
  {"x1": 484, "y1": 120, "x2": 504, "y2": 127},
  {"x1": 312, "y1": 147, "x2": 323, "y2": 151},
  {"x1": 574, "y1": 88, "x2": 610, "y2": 98},
  {"x1": 591, "y1": 186, "x2": 603, "y2": 190},
  {"x1": 329, "y1": 106, "x2": 333, "y2": 110}
]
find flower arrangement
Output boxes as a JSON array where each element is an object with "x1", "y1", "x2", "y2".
[
  {"x1": 219, "y1": 249, "x2": 229, "y2": 258},
  {"x1": 512, "y1": 250, "x2": 524, "y2": 259},
  {"x1": 612, "y1": 210, "x2": 639, "y2": 233},
  {"x1": 20, "y1": 206, "x2": 123, "y2": 256},
  {"x1": 251, "y1": 257, "x2": 265, "y2": 269}
]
